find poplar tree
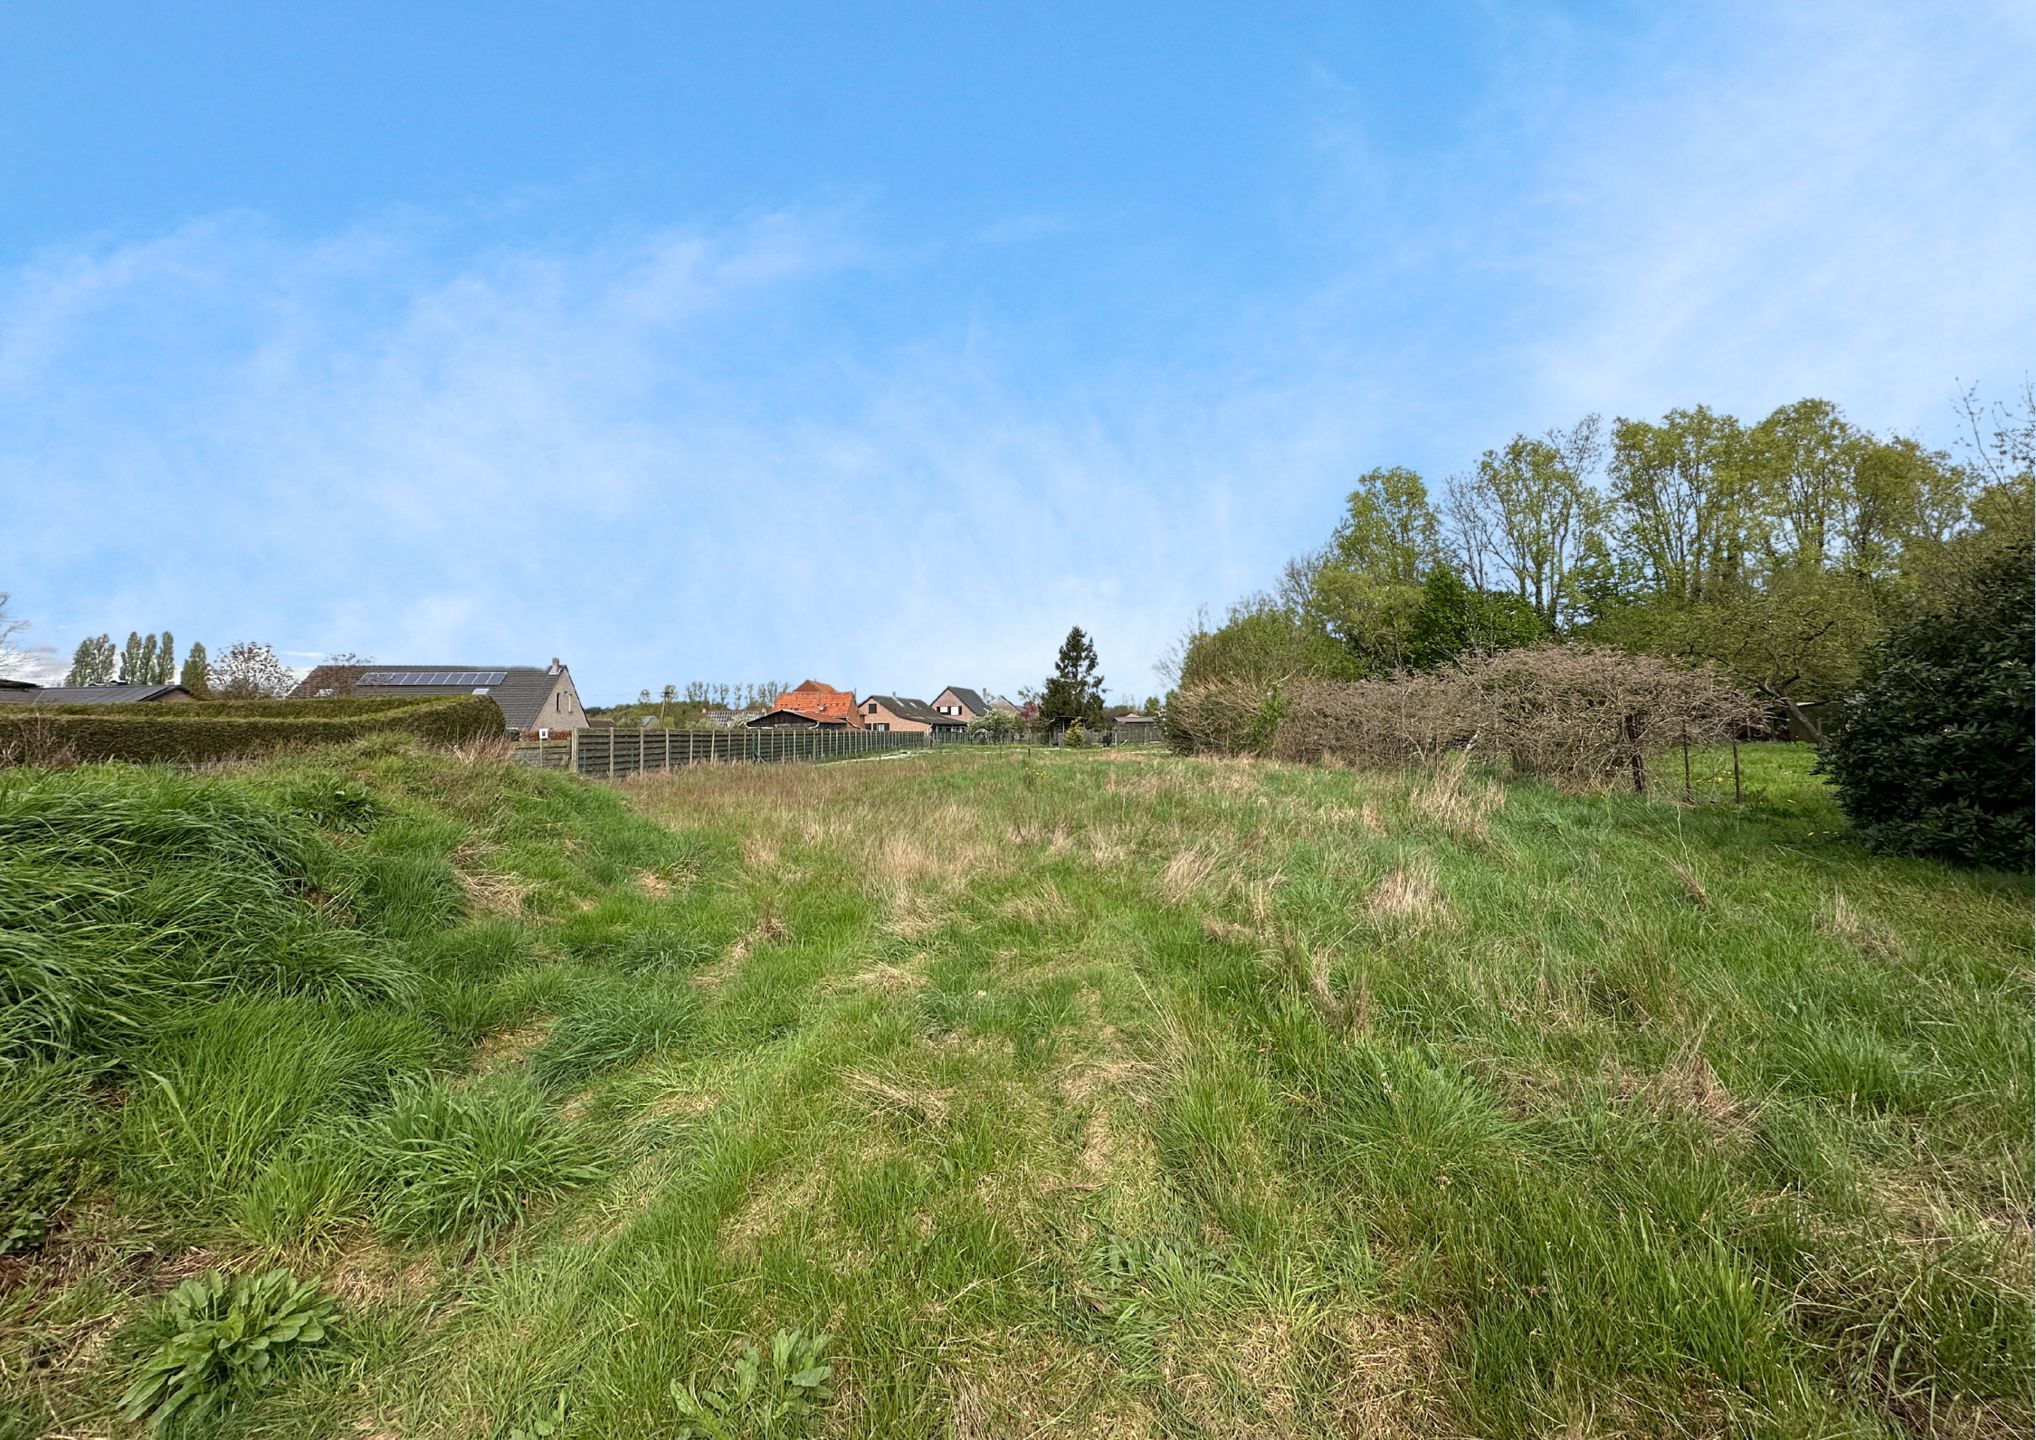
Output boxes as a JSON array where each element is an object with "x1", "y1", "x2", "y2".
[
  {"x1": 180, "y1": 641, "x2": 210, "y2": 697},
  {"x1": 67, "y1": 634, "x2": 118, "y2": 686}
]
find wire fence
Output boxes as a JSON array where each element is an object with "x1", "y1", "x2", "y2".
[{"x1": 511, "y1": 725, "x2": 1083, "y2": 777}]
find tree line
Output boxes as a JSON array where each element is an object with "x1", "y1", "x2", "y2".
[
  {"x1": 62, "y1": 632, "x2": 306, "y2": 700},
  {"x1": 1167, "y1": 387, "x2": 2034, "y2": 738},
  {"x1": 66, "y1": 630, "x2": 211, "y2": 694}
]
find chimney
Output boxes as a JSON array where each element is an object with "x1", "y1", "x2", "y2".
[{"x1": 548, "y1": 657, "x2": 561, "y2": 674}]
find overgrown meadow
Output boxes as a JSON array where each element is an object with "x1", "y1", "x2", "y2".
[{"x1": 1, "y1": 740, "x2": 2028, "y2": 1438}]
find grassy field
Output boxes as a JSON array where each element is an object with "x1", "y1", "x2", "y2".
[{"x1": 0, "y1": 739, "x2": 2029, "y2": 1438}]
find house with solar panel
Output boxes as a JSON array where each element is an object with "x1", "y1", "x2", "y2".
[{"x1": 288, "y1": 659, "x2": 588, "y2": 737}]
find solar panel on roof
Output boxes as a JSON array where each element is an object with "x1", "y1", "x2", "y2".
[{"x1": 358, "y1": 670, "x2": 506, "y2": 688}]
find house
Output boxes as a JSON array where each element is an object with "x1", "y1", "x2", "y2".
[
  {"x1": 859, "y1": 695, "x2": 965, "y2": 733},
  {"x1": 747, "y1": 707, "x2": 851, "y2": 729},
  {"x1": 288, "y1": 659, "x2": 586, "y2": 737},
  {"x1": 1114, "y1": 712, "x2": 1161, "y2": 741},
  {"x1": 931, "y1": 686, "x2": 990, "y2": 722},
  {"x1": 0, "y1": 682, "x2": 194, "y2": 705},
  {"x1": 771, "y1": 680, "x2": 860, "y2": 728}
]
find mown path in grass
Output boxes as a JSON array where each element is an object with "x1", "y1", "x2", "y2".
[{"x1": 2, "y1": 742, "x2": 2029, "y2": 1438}]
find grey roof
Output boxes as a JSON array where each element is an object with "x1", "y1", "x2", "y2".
[
  {"x1": 290, "y1": 663, "x2": 567, "y2": 731},
  {"x1": 866, "y1": 694, "x2": 960, "y2": 725},
  {"x1": 0, "y1": 683, "x2": 190, "y2": 706},
  {"x1": 940, "y1": 686, "x2": 990, "y2": 714},
  {"x1": 746, "y1": 707, "x2": 847, "y2": 728}
]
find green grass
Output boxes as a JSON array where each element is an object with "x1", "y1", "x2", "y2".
[{"x1": 0, "y1": 739, "x2": 2027, "y2": 1438}]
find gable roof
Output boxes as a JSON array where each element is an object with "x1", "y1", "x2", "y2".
[
  {"x1": 747, "y1": 707, "x2": 848, "y2": 728},
  {"x1": 939, "y1": 686, "x2": 990, "y2": 714},
  {"x1": 288, "y1": 664, "x2": 568, "y2": 731},
  {"x1": 0, "y1": 683, "x2": 192, "y2": 705},
  {"x1": 865, "y1": 694, "x2": 957, "y2": 725}
]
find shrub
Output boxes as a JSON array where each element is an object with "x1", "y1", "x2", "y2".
[
  {"x1": 1820, "y1": 538, "x2": 2034, "y2": 869},
  {"x1": 366, "y1": 1078, "x2": 603, "y2": 1247},
  {"x1": 0, "y1": 695, "x2": 502, "y2": 767},
  {"x1": 1169, "y1": 646, "x2": 1754, "y2": 789},
  {"x1": 118, "y1": 1268, "x2": 335, "y2": 1432}
]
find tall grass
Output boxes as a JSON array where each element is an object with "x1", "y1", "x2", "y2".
[{"x1": 1, "y1": 741, "x2": 2026, "y2": 1439}]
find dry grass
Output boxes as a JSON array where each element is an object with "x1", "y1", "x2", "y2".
[
  {"x1": 1816, "y1": 891, "x2": 1905, "y2": 960},
  {"x1": 845, "y1": 1067, "x2": 952, "y2": 1126},
  {"x1": 1669, "y1": 858, "x2": 1713, "y2": 909},
  {"x1": 1366, "y1": 857, "x2": 1445, "y2": 934},
  {"x1": 470, "y1": 1018, "x2": 551, "y2": 1071},
  {"x1": 451, "y1": 839, "x2": 533, "y2": 917},
  {"x1": 739, "y1": 833, "x2": 781, "y2": 872},
  {"x1": 1410, "y1": 753, "x2": 1503, "y2": 841},
  {"x1": 1327, "y1": 1309, "x2": 1454, "y2": 1438},
  {"x1": 1160, "y1": 846, "x2": 1221, "y2": 907},
  {"x1": 317, "y1": 1236, "x2": 444, "y2": 1310}
]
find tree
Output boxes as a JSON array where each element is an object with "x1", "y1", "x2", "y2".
[
  {"x1": 0, "y1": 592, "x2": 28, "y2": 677},
  {"x1": 1041, "y1": 626, "x2": 1106, "y2": 732},
  {"x1": 660, "y1": 684, "x2": 677, "y2": 723},
  {"x1": 1607, "y1": 406, "x2": 1752, "y2": 603},
  {"x1": 1745, "y1": 399, "x2": 1861, "y2": 571},
  {"x1": 969, "y1": 709, "x2": 1019, "y2": 738},
  {"x1": 210, "y1": 641, "x2": 295, "y2": 699},
  {"x1": 139, "y1": 633, "x2": 159, "y2": 687},
  {"x1": 180, "y1": 641, "x2": 210, "y2": 697},
  {"x1": 119, "y1": 630, "x2": 147, "y2": 684},
  {"x1": 156, "y1": 631, "x2": 176, "y2": 684},
  {"x1": 1845, "y1": 436, "x2": 1969, "y2": 580},
  {"x1": 1449, "y1": 417, "x2": 1605, "y2": 630},
  {"x1": 1399, "y1": 569, "x2": 1546, "y2": 671},
  {"x1": 1305, "y1": 468, "x2": 1447, "y2": 675},
  {"x1": 64, "y1": 633, "x2": 117, "y2": 686},
  {"x1": 1820, "y1": 536, "x2": 2032, "y2": 869},
  {"x1": 1326, "y1": 466, "x2": 1439, "y2": 583}
]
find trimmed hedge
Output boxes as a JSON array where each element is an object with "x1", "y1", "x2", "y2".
[{"x1": 0, "y1": 695, "x2": 504, "y2": 765}]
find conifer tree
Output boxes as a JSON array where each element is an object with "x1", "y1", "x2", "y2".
[{"x1": 1040, "y1": 626, "x2": 1106, "y2": 732}]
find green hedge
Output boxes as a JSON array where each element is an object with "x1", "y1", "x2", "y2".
[{"x1": 0, "y1": 695, "x2": 504, "y2": 765}]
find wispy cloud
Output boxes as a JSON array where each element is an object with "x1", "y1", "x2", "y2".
[{"x1": 0, "y1": 206, "x2": 1345, "y2": 699}]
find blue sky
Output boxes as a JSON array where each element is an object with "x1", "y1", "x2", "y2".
[{"x1": 3, "y1": 2, "x2": 2031, "y2": 702}]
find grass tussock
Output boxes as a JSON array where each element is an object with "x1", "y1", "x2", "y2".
[{"x1": 0, "y1": 740, "x2": 2027, "y2": 1438}]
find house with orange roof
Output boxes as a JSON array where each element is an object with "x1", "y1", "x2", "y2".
[{"x1": 771, "y1": 679, "x2": 860, "y2": 728}]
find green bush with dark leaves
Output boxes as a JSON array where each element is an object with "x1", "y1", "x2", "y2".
[
  {"x1": 118, "y1": 1268, "x2": 335, "y2": 1431},
  {"x1": 1821, "y1": 537, "x2": 2033, "y2": 870}
]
